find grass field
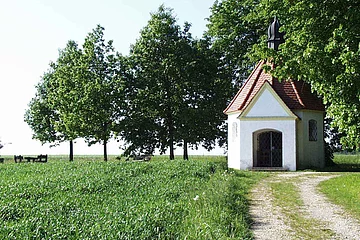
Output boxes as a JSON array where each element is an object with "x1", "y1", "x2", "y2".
[
  {"x1": 320, "y1": 173, "x2": 360, "y2": 220},
  {"x1": 331, "y1": 153, "x2": 360, "y2": 171},
  {"x1": 320, "y1": 153, "x2": 360, "y2": 221},
  {"x1": 0, "y1": 156, "x2": 265, "y2": 239}
]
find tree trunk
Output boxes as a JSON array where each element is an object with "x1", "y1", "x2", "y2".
[
  {"x1": 169, "y1": 120, "x2": 175, "y2": 160},
  {"x1": 169, "y1": 135, "x2": 174, "y2": 160},
  {"x1": 166, "y1": 108, "x2": 175, "y2": 160},
  {"x1": 103, "y1": 140, "x2": 108, "y2": 161},
  {"x1": 183, "y1": 140, "x2": 188, "y2": 160},
  {"x1": 69, "y1": 140, "x2": 74, "y2": 161},
  {"x1": 103, "y1": 122, "x2": 108, "y2": 162}
]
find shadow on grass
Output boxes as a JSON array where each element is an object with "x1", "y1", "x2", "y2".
[
  {"x1": 321, "y1": 164, "x2": 360, "y2": 172},
  {"x1": 318, "y1": 154, "x2": 360, "y2": 172}
]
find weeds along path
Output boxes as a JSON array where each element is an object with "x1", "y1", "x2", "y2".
[{"x1": 250, "y1": 172, "x2": 360, "y2": 240}]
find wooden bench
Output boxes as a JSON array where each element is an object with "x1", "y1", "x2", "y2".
[
  {"x1": 35, "y1": 154, "x2": 48, "y2": 162},
  {"x1": 17, "y1": 154, "x2": 48, "y2": 163},
  {"x1": 126, "y1": 154, "x2": 151, "y2": 162},
  {"x1": 24, "y1": 156, "x2": 38, "y2": 162},
  {"x1": 14, "y1": 155, "x2": 25, "y2": 163}
]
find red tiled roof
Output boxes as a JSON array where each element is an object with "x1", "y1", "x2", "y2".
[{"x1": 224, "y1": 60, "x2": 325, "y2": 114}]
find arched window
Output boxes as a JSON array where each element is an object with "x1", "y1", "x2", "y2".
[{"x1": 309, "y1": 120, "x2": 317, "y2": 141}]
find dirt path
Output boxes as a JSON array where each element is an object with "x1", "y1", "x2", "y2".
[
  {"x1": 250, "y1": 179, "x2": 295, "y2": 240},
  {"x1": 250, "y1": 172, "x2": 360, "y2": 240}
]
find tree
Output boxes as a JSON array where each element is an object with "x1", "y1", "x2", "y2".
[
  {"x1": 49, "y1": 40, "x2": 85, "y2": 161},
  {"x1": 126, "y1": 6, "x2": 191, "y2": 160},
  {"x1": 207, "y1": 0, "x2": 360, "y2": 150},
  {"x1": 24, "y1": 70, "x2": 65, "y2": 152},
  {"x1": 25, "y1": 41, "x2": 84, "y2": 161},
  {"x1": 206, "y1": 0, "x2": 263, "y2": 87},
  {"x1": 176, "y1": 37, "x2": 232, "y2": 159},
  {"x1": 26, "y1": 26, "x2": 126, "y2": 161},
  {"x1": 126, "y1": 5, "x2": 231, "y2": 160},
  {"x1": 80, "y1": 25, "x2": 126, "y2": 161}
]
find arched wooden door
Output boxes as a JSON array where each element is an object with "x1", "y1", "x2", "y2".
[{"x1": 255, "y1": 131, "x2": 282, "y2": 167}]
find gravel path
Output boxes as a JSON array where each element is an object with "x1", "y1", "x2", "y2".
[
  {"x1": 250, "y1": 173, "x2": 360, "y2": 240},
  {"x1": 298, "y1": 175, "x2": 360, "y2": 239},
  {"x1": 250, "y1": 179, "x2": 294, "y2": 240}
]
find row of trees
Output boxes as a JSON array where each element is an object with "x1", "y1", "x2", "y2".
[
  {"x1": 26, "y1": 1, "x2": 360, "y2": 161},
  {"x1": 25, "y1": 6, "x2": 232, "y2": 161}
]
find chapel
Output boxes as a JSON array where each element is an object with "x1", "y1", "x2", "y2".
[{"x1": 224, "y1": 18, "x2": 325, "y2": 170}]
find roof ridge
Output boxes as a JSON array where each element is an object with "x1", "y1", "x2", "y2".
[
  {"x1": 223, "y1": 60, "x2": 264, "y2": 113},
  {"x1": 270, "y1": 61, "x2": 274, "y2": 85},
  {"x1": 290, "y1": 81, "x2": 305, "y2": 107},
  {"x1": 224, "y1": 60, "x2": 325, "y2": 114},
  {"x1": 238, "y1": 63, "x2": 264, "y2": 111}
]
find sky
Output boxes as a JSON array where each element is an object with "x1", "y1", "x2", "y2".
[{"x1": 0, "y1": 0, "x2": 225, "y2": 156}]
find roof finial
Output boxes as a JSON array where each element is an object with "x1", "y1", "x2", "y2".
[{"x1": 267, "y1": 17, "x2": 285, "y2": 50}]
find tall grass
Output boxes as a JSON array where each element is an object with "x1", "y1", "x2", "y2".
[{"x1": 0, "y1": 156, "x2": 264, "y2": 239}]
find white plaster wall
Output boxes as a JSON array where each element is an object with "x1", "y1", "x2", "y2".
[
  {"x1": 294, "y1": 110, "x2": 325, "y2": 169},
  {"x1": 227, "y1": 113, "x2": 241, "y2": 169},
  {"x1": 238, "y1": 119, "x2": 297, "y2": 171},
  {"x1": 246, "y1": 88, "x2": 289, "y2": 117}
]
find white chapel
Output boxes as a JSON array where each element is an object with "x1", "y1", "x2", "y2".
[{"x1": 224, "y1": 18, "x2": 325, "y2": 171}]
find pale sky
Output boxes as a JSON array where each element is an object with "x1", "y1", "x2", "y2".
[{"x1": 0, "y1": 0, "x2": 225, "y2": 156}]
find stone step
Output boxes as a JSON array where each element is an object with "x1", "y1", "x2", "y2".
[{"x1": 251, "y1": 167, "x2": 289, "y2": 171}]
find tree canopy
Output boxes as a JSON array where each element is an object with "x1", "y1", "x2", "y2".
[
  {"x1": 207, "y1": 0, "x2": 360, "y2": 150},
  {"x1": 124, "y1": 5, "x2": 230, "y2": 159},
  {"x1": 25, "y1": 66, "x2": 69, "y2": 151},
  {"x1": 25, "y1": 40, "x2": 85, "y2": 161},
  {"x1": 80, "y1": 25, "x2": 126, "y2": 161},
  {"x1": 26, "y1": 1, "x2": 360, "y2": 158},
  {"x1": 25, "y1": 26, "x2": 127, "y2": 160}
]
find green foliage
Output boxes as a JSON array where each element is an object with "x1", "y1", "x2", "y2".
[
  {"x1": 80, "y1": 25, "x2": 127, "y2": 161},
  {"x1": 0, "y1": 157, "x2": 262, "y2": 239},
  {"x1": 50, "y1": 40, "x2": 84, "y2": 141},
  {"x1": 249, "y1": 0, "x2": 360, "y2": 150},
  {"x1": 320, "y1": 173, "x2": 360, "y2": 220},
  {"x1": 25, "y1": 26, "x2": 127, "y2": 161},
  {"x1": 206, "y1": 0, "x2": 263, "y2": 86},
  {"x1": 207, "y1": 0, "x2": 360, "y2": 150},
  {"x1": 24, "y1": 40, "x2": 84, "y2": 160},
  {"x1": 24, "y1": 70, "x2": 63, "y2": 145},
  {"x1": 125, "y1": 5, "x2": 230, "y2": 159},
  {"x1": 125, "y1": 5, "x2": 184, "y2": 158}
]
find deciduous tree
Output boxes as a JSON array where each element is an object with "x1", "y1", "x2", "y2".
[
  {"x1": 24, "y1": 70, "x2": 66, "y2": 154},
  {"x1": 207, "y1": 0, "x2": 360, "y2": 150},
  {"x1": 80, "y1": 25, "x2": 126, "y2": 161},
  {"x1": 126, "y1": 5, "x2": 231, "y2": 159},
  {"x1": 206, "y1": 0, "x2": 263, "y2": 86},
  {"x1": 25, "y1": 40, "x2": 83, "y2": 161},
  {"x1": 127, "y1": 6, "x2": 185, "y2": 159}
]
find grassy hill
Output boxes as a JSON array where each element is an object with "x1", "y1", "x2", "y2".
[{"x1": 0, "y1": 156, "x2": 265, "y2": 239}]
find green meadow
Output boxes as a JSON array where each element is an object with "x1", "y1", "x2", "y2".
[
  {"x1": 0, "y1": 156, "x2": 265, "y2": 239},
  {"x1": 319, "y1": 153, "x2": 360, "y2": 221},
  {"x1": 0, "y1": 154, "x2": 359, "y2": 239}
]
